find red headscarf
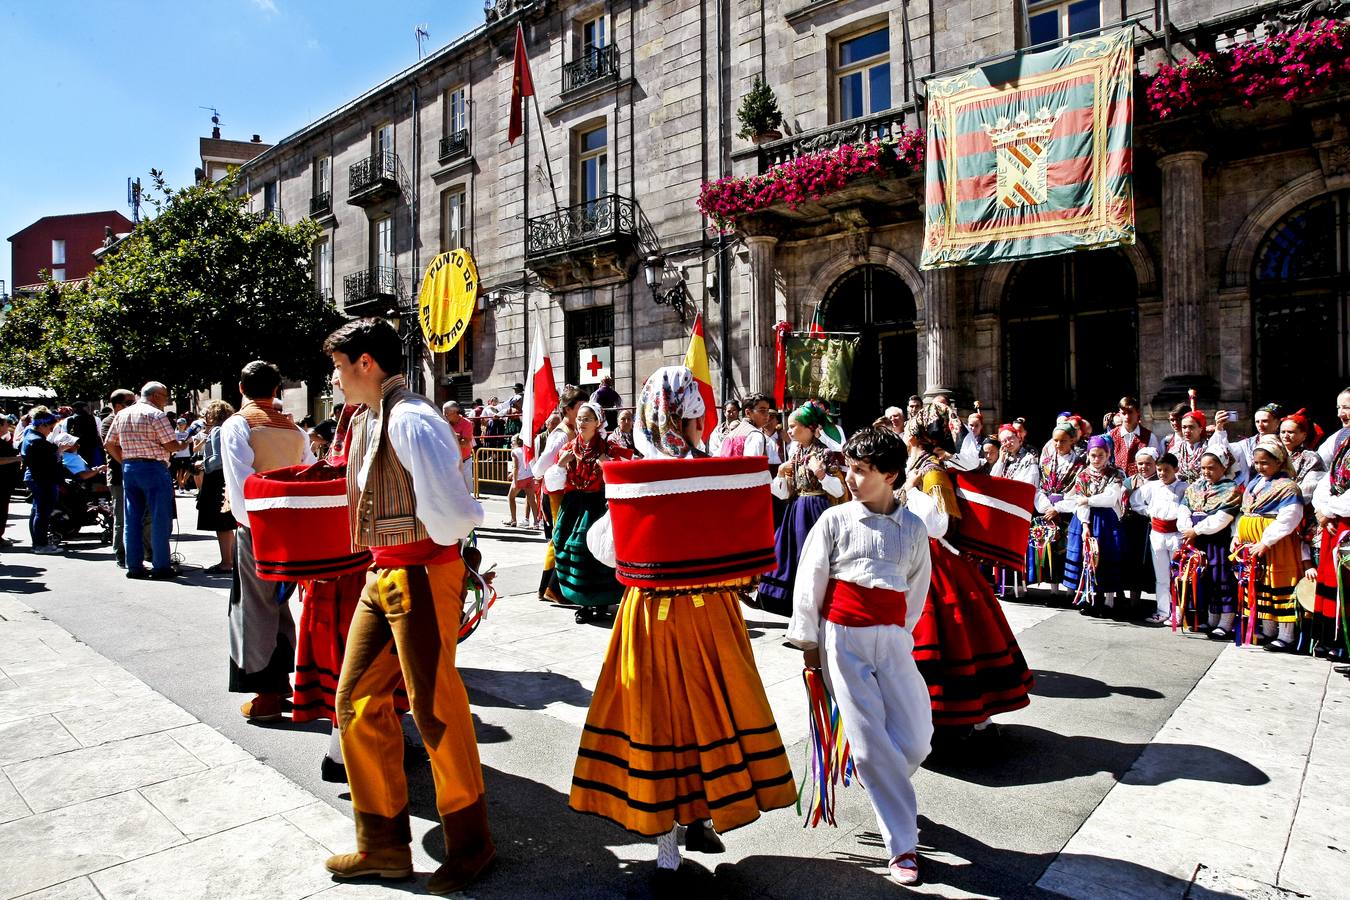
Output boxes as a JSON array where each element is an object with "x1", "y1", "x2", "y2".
[
  {"x1": 1182, "y1": 409, "x2": 1207, "y2": 430},
  {"x1": 1281, "y1": 408, "x2": 1323, "y2": 450}
]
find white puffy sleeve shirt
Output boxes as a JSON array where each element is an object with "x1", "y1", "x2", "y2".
[
  {"x1": 788, "y1": 501, "x2": 932, "y2": 649},
  {"x1": 220, "y1": 413, "x2": 316, "y2": 530}
]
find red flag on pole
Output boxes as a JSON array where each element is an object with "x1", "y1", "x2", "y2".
[{"x1": 508, "y1": 24, "x2": 535, "y2": 145}]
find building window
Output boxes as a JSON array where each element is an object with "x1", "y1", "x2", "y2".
[
  {"x1": 581, "y1": 13, "x2": 607, "y2": 56},
  {"x1": 1027, "y1": 0, "x2": 1101, "y2": 45},
  {"x1": 444, "y1": 322, "x2": 473, "y2": 375},
  {"x1": 315, "y1": 237, "x2": 332, "y2": 299},
  {"x1": 51, "y1": 268, "x2": 65, "y2": 283},
  {"x1": 834, "y1": 26, "x2": 890, "y2": 122},
  {"x1": 576, "y1": 124, "x2": 608, "y2": 205},
  {"x1": 51, "y1": 240, "x2": 65, "y2": 266},
  {"x1": 315, "y1": 156, "x2": 331, "y2": 197},
  {"x1": 445, "y1": 86, "x2": 468, "y2": 136},
  {"x1": 263, "y1": 180, "x2": 279, "y2": 215},
  {"x1": 375, "y1": 123, "x2": 393, "y2": 158},
  {"x1": 373, "y1": 215, "x2": 394, "y2": 272},
  {"x1": 564, "y1": 306, "x2": 614, "y2": 386},
  {"x1": 442, "y1": 188, "x2": 467, "y2": 251}
]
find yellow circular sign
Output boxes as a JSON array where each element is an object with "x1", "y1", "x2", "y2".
[{"x1": 418, "y1": 249, "x2": 478, "y2": 353}]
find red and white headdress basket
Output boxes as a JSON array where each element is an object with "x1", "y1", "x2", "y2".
[
  {"x1": 243, "y1": 463, "x2": 372, "y2": 582},
  {"x1": 949, "y1": 471, "x2": 1036, "y2": 573},
  {"x1": 603, "y1": 456, "x2": 776, "y2": 588}
]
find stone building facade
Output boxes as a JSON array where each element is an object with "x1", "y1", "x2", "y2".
[{"x1": 236, "y1": 0, "x2": 1350, "y2": 438}]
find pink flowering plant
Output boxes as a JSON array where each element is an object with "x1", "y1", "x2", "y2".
[
  {"x1": 1146, "y1": 19, "x2": 1350, "y2": 119},
  {"x1": 697, "y1": 129, "x2": 924, "y2": 231}
]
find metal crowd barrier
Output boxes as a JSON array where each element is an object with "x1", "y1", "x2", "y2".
[{"x1": 473, "y1": 446, "x2": 513, "y2": 498}]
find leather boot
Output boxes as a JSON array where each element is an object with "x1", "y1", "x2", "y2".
[
  {"x1": 325, "y1": 846, "x2": 413, "y2": 880},
  {"x1": 427, "y1": 796, "x2": 495, "y2": 895}
]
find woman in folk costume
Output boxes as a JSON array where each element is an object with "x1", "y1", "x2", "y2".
[
  {"x1": 989, "y1": 422, "x2": 1040, "y2": 599},
  {"x1": 901, "y1": 406, "x2": 1034, "y2": 734},
  {"x1": 546, "y1": 401, "x2": 623, "y2": 622},
  {"x1": 1233, "y1": 436, "x2": 1309, "y2": 652},
  {"x1": 1056, "y1": 435, "x2": 1127, "y2": 618},
  {"x1": 570, "y1": 366, "x2": 796, "y2": 878},
  {"x1": 1279, "y1": 409, "x2": 1327, "y2": 564},
  {"x1": 1178, "y1": 450, "x2": 1242, "y2": 637},
  {"x1": 1170, "y1": 410, "x2": 1210, "y2": 485},
  {"x1": 1311, "y1": 423, "x2": 1350, "y2": 662},
  {"x1": 756, "y1": 401, "x2": 847, "y2": 616},
  {"x1": 1032, "y1": 418, "x2": 1085, "y2": 601}
]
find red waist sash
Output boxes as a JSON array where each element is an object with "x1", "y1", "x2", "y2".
[
  {"x1": 370, "y1": 538, "x2": 461, "y2": 569},
  {"x1": 822, "y1": 579, "x2": 907, "y2": 628},
  {"x1": 1151, "y1": 518, "x2": 1178, "y2": 533}
]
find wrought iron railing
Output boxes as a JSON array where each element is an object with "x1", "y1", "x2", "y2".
[
  {"x1": 310, "y1": 192, "x2": 331, "y2": 217},
  {"x1": 562, "y1": 45, "x2": 620, "y2": 93},
  {"x1": 439, "y1": 129, "x2": 470, "y2": 162},
  {"x1": 343, "y1": 266, "x2": 401, "y2": 309},
  {"x1": 758, "y1": 105, "x2": 919, "y2": 171},
  {"x1": 349, "y1": 151, "x2": 400, "y2": 196},
  {"x1": 1131, "y1": 0, "x2": 1350, "y2": 74},
  {"x1": 525, "y1": 194, "x2": 638, "y2": 257}
]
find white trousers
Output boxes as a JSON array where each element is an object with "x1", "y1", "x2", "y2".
[
  {"x1": 821, "y1": 621, "x2": 933, "y2": 857},
  {"x1": 461, "y1": 456, "x2": 474, "y2": 494},
  {"x1": 1149, "y1": 530, "x2": 1181, "y2": 614}
]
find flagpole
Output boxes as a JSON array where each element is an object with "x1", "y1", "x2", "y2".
[{"x1": 531, "y1": 94, "x2": 561, "y2": 211}]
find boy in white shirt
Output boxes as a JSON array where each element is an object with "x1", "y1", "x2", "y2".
[{"x1": 788, "y1": 427, "x2": 933, "y2": 886}]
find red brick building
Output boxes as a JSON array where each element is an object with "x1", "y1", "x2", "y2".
[{"x1": 7, "y1": 210, "x2": 134, "y2": 291}]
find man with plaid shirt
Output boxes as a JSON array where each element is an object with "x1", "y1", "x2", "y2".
[{"x1": 104, "y1": 382, "x2": 186, "y2": 579}]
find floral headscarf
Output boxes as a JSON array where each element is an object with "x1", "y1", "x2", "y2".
[
  {"x1": 635, "y1": 365, "x2": 706, "y2": 459},
  {"x1": 1254, "y1": 434, "x2": 1295, "y2": 477}
]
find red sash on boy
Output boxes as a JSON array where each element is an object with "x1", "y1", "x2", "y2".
[
  {"x1": 1151, "y1": 518, "x2": 1178, "y2": 533},
  {"x1": 821, "y1": 579, "x2": 907, "y2": 628}
]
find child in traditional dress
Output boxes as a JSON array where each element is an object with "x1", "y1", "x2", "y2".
[
  {"x1": 1058, "y1": 435, "x2": 1126, "y2": 618},
  {"x1": 789, "y1": 427, "x2": 933, "y2": 886},
  {"x1": 1129, "y1": 451, "x2": 1188, "y2": 625},
  {"x1": 1032, "y1": 418, "x2": 1085, "y2": 603},
  {"x1": 570, "y1": 367, "x2": 796, "y2": 881},
  {"x1": 1233, "y1": 436, "x2": 1307, "y2": 652},
  {"x1": 1179, "y1": 449, "x2": 1241, "y2": 638}
]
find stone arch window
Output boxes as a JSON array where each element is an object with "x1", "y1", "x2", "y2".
[
  {"x1": 1002, "y1": 249, "x2": 1137, "y2": 439},
  {"x1": 1253, "y1": 190, "x2": 1350, "y2": 422},
  {"x1": 818, "y1": 264, "x2": 917, "y2": 434}
]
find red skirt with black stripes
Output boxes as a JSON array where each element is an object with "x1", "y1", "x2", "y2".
[
  {"x1": 292, "y1": 572, "x2": 408, "y2": 723},
  {"x1": 913, "y1": 539, "x2": 1034, "y2": 727}
]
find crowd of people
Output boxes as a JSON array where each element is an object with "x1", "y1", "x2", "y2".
[{"x1": 7, "y1": 332, "x2": 1350, "y2": 892}]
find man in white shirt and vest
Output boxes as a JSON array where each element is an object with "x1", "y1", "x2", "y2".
[
  {"x1": 220, "y1": 361, "x2": 315, "y2": 722},
  {"x1": 321, "y1": 318, "x2": 494, "y2": 895}
]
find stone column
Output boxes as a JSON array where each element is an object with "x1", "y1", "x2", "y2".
[
  {"x1": 745, "y1": 234, "x2": 778, "y2": 395},
  {"x1": 924, "y1": 267, "x2": 957, "y2": 396},
  {"x1": 1152, "y1": 150, "x2": 1215, "y2": 413}
]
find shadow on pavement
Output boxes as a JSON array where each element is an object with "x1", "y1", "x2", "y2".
[
  {"x1": 924, "y1": 723, "x2": 1269, "y2": 789},
  {"x1": 1031, "y1": 669, "x2": 1165, "y2": 700},
  {"x1": 462, "y1": 667, "x2": 594, "y2": 711},
  {"x1": 0, "y1": 562, "x2": 49, "y2": 592}
]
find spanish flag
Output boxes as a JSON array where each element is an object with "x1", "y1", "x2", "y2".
[{"x1": 683, "y1": 314, "x2": 718, "y2": 436}]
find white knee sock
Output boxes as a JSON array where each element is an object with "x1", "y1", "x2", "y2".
[
  {"x1": 1262, "y1": 618, "x2": 1278, "y2": 638},
  {"x1": 656, "y1": 825, "x2": 681, "y2": 870},
  {"x1": 327, "y1": 725, "x2": 343, "y2": 763},
  {"x1": 1278, "y1": 621, "x2": 1296, "y2": 643},
  {"x1": 1218, "y1": 612, "x2": 1234, "y2": 630}
]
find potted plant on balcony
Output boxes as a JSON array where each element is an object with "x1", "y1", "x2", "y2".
[{"x1": 737, "y1": 76, "x2": 784, "y2": 144}]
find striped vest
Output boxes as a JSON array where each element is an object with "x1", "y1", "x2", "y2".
[
  {"x1": 237, "y1": 400, "x2": 307, "y2": 473},
  {"x1": 346, "y1": 375, "x2": 431, "y2": 549}
]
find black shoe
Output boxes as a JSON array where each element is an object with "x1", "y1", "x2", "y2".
[
  {"x1": 147, "y1": 567, "x2": 179, "y2": 580},
  {"x1": 683, "y1": 821, "x2": 725, "y2": 854},
  {"x1": 1264, "y1": 639, "x2": 1294, "y2": 653},
  {"x1": 115, "y1": 558, "x2": 126, "y2": 569},
  {"x1": 1328, "y1": 647, "x2": 1348, "y2": 662},
  {"x1": 126, "y1": 569, "x2": 150, "y2": 580},
  {"x1": 1313, "y1": 644, "x2": 1331, "y2": 659},
  {"x1": 1195, "y1": 622, "x2": 1213, "y2": 633},
  {"x1": 320, "y1": 756, "x2": 348, "y2": 784},
  {"x1": 1207, "y1": 627, "x2": 1231, "y2": 641}
]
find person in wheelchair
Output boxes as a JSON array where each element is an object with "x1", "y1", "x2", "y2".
[{"x1": 51, "y1": 434, "x2": 112, "y2": 539}]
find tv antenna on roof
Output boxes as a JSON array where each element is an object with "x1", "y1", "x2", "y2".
[
  {"x1": 199, "y1": 106, "x2": 226, "y2": 129},
  {"x1": 415, "y1": 24, "x2": 430, "y2": 59}
]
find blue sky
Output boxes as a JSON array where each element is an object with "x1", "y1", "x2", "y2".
[{"x1": 0, "y1": 0, "x2": 481, "y2": 292}]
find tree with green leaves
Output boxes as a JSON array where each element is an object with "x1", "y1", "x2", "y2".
[{"x1": 0, "y1": 170, "x2": 344, "y2": 400}]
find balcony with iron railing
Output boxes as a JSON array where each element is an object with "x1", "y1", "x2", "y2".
[
  {"x1": 562, "y1": 45, "x2": 620, "y2": 94},
  {"x1": 756, "y1": 105, "x2": 920, "y2": 173},
  {"x1": 525, "y1": 194, "x2": 643, "y2": 289},
  {"x1": 310, "y1": 192, "x2": 331, "y2": 218},
  {"x1": 439, "y1": 129, "x2": 469, "y2": 163},
  {"x1": 348, "y1": 151, "x2": 402, "y2": 206},
  {"x1": 342, "y1": 266, "x2": 402, "y2": 318}
]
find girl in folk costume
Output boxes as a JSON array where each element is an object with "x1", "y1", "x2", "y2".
[
  {"x1": 547, "y1": 402, "x2": 624, "y2": 622},
  {"x1": 1057, "y1": 436, "x2": 1127, "y2": 618},
  {"x1": 1032, "y1": 418, "x2": 1086, "y2": 601},
  {"x1": 756, "y1": 402, "x2": 847, "y2": 616},
  {"x1": 570, "y1": 367, "x2": 796, "y2": 877},
  {"x1": 901, "y1": 406, "x2": 1034, "y2": 733},
  {"x1": 1178, "y1": 450, "x2": 1242, "y2": 637},
  {"x1": 533, "y1": 388, "x2": 586, "y2": 601},
  {"x1": 1311, "y1": 423, "x2": 1350, "y2": 661},
  {"x1": 990, "y1": 423, "x2": 1040, "y2": 599},
  {"x1": 1279, "y1": 409, "x2": 1327, "y2": 563},
  {"x1": 1170, "y1": 410, "x2": 1210, "y2": 485},
  {"x1": 1233, "y1": 437, "x2": 1309, "y2": 652},
  {"x1": 1129, "y1": 452, "x2": 1189, "y2": 625}
]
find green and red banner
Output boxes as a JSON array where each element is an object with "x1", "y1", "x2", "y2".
[{"x1": 921, "y1": 29, "x2": 1135, "y2": 269}]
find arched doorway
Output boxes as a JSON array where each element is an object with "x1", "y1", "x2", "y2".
[
  {"x1": 1002, "y1": 249, "x2": 1138, "y2": 439},
  {"x1": 819, "y1": 264, "x2": 918, "y2": 434},
  {"x1": 1253, "y1": 190, "x2": 1350, "y2": 431}
]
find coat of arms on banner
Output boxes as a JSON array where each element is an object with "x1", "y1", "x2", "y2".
[{"x1": 921, "y1": 29, "x2": 1135, "y2": 269}]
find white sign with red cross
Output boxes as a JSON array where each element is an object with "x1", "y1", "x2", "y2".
[{"x1": 578, "y1": 345, "x2": 612, "y2": 385}]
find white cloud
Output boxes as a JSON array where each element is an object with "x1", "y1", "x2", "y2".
[{"x1": 250, "y1": 0, "x2": 279, "y2": 15}]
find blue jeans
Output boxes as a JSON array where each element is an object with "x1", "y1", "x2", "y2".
[
  {"x1": 26, "y1": 480, "x2": 57, "y2": 547},
  {"x1": 122, "y1": 460, "x2": 173, "y2": 572}
]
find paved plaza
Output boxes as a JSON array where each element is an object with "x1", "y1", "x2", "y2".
[{"x1": 0, "y1": 495, "x2": 1346, "y2": 899}]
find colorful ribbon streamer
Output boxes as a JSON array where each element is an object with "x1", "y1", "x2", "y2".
[
  {"x1": 1170, "y1": 545, "x2": 1207, "y2": 633},
  {"x1": 1229, "y1": 544, "x2": 1265, "y2": 647},
  {"x1": 796, "y1": 667, "x2": 854, "y2": 828}
]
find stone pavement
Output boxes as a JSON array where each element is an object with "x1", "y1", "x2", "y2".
[{"x1": 2, "y1": 494, "x2": 1348, "y2": 898}]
